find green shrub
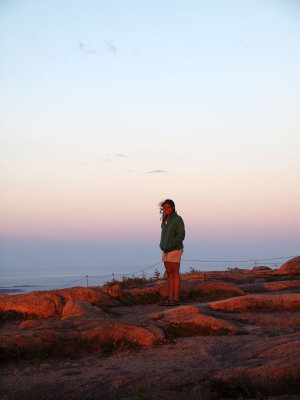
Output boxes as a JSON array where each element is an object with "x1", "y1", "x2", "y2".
[
  {"x1": 153, "y1": 268, "x2": 161, "y2": 279},
  {"x1": 105, "y1": 276, "x2": 148, "y2": 289},
  {"x1": 105, "y1": 273, "x2": 160, "y2": 289},
  {"x1": 188, "y1": 267, "x2": 200, "y2": 273},
  {"x1": 117, "y1": 291, "x2": 161, "y2": 305},
  {"x1": 0, "y1": 310, "x2": 26, "y2": 324}
]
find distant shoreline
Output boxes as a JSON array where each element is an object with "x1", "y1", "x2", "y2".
[{"x1": 0, "y1": 285, "x2": 40, "y2": 294}]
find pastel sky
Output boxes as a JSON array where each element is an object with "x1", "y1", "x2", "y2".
[{"x1": 1, "y1": 0, "x2": 299, "y2": 273}]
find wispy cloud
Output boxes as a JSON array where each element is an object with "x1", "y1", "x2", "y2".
[
  {"x1": 106, "y1": 40, "x2": 117, "y2": 54},
  {"x1": 115, "y1": 154, "x2": 128, "y2": 158},
  {"x1": 79, "y1": 41, "x2": 96, "y2": 54},
  {"x1": 147, "y1": 170, "x2": 167, "y2": 174}
]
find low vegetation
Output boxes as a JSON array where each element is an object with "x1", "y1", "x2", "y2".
[
  {"x1": 0, "y1": 310, "x2": 26, "y2": 324},
  {"x1": 105, "y1": 269, "x2": 162, "y2": 289},
  {"x1": 117, "y1": 291, "x2": 162, "y2": 305}
]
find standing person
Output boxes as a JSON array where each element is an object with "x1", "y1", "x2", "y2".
[{"x1": 159, "y1": 199, "x2": 185, "y2": 306}]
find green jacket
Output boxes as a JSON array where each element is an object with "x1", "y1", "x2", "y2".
[{"x1": 159, "y1": 212, "x2": 185, "y2": 253}]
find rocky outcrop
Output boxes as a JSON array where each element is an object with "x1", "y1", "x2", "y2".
[
  {"x1": 252, "y1": 265, "x2": 272, "y2": 272},
  {"x1": 0, "y1": 291, "x2": 65, "y2": 318},
  {"x1": 239, "y1": 280, "x2": 300, "y2": 293},
  {"x1": 210, "y1": 293, "x2": 300, "y2": 312},
  {"x1": 232, "y1": 312, "x2": 300, "y2": 328},
  {"x1": 101, "y1": 284, "x2": 121, "y2": 298},
  {"x1": 149, "y1": 305, "x2": 244, "y2": 335},
  {"x1": 211, "y1": 333, "x2": 300, "y2": 397},
  {"x1": 1, "y1": 267, "x2": 300, "y2": 400},
  {"x1": 0, "y1": 318, "x2": 164, "y2": 362},
  {"x1": 61, "y1": 299, "x2": 108, "y2": 319},
  {"x1": 0, "y1": 287, "x2": 119, "y2": 318},
  {"x1": 276, "y1": 256, "x2": 300, "y2": 275}
]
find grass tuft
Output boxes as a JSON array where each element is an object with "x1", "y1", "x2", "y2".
[
  {"x1": 117, "y1": 291, "x2": 162, "y2": 305},
  {"x1": 105, "y1": 275, "x2": 157, "y2": 289},
  {"x1": 0, "y1": 310, "x2": 27, "y2": 324}
]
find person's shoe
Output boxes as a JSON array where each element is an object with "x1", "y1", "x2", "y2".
[
  {"x1": 160, "y1": 298, "x2": 171, "y2": 306},
  {"x1": 169, "y1": 299, "x2": 180, "y2": 306}
]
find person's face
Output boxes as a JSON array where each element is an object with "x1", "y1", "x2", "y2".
[{"x1": 163, "y1": 203, "x2": 174, "y2": 215}]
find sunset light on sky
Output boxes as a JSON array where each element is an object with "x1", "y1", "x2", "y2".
[{"x1": 1, "y1": 0, "x2": 300, "y2": 276}]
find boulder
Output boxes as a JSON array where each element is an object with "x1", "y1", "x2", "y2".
[
  {"x1": 149, "y1": 305, "x2": 200, "y2": 320},
  {"x1": 0, "y1": 291, "x2": 65, "y2": 318},
  {"x1": 81, "y1": 321, "x2": 164, "y2": 347},
  {"x1": 150, "y1": 305, "x2": 244, "y2": 335},
  {"x1": 235, "y1": 313, "x2": 300, "y2": 328},
  {"x1": 276, "y1": 256, "x2": 300, "y2": 275},
  {"x1": 53, "y1": 287, "x2": 119, "y2": 306},
  {"x1": 240, "y1": 280, "x2": 300, "y2": 293},
  {"x1": 252, "y1": 266, "x2": 272, "y2": 272},
  {"x1": 0, "y1": 319, "x2": 165, "y2": 361},
  {"x1": 101, "y1": 284, "x2": 121, "y2": 298},
  {"x1": 210, "y1": 293, "x2": 300, "y2": 312},
  {"x1": 264, "y1": 280, "x2": 300, "y2": 291},
  {"x1": 163, "y1": 313, "x2": 243, "y2": 335},
  {"x1": 0, "y1": 287, "x2": 119, "y2": 319},
  {"x1": 61, "y1": 299, "x2": 107, "y2": 319}
]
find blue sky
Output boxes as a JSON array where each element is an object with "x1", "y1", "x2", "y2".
[{"x1": 1, "y1": 0, "x2": 300, "y2": 275}]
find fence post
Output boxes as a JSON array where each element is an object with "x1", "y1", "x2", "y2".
[
  {"x1": 112, "y1": 273, "x2": 115, "y2": 281},
  {"x1": 86, "y1": 275, "x2": 88, "y2": 287}
]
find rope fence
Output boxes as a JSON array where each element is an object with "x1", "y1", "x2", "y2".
[{"x1": 52, "y1": 254, "x2": 298, "y2": 290}]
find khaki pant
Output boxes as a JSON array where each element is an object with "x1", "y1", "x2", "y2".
[{"x1": 162, "y1": 248, "x2": 184, "y2": 263}]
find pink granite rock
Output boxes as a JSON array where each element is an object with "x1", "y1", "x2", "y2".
[
  {"x1": 0, "y1": 287, "x2": 119, "y2": 319},
  {"x1": 61, "y1": 299, "x2": 108, "y2": 319},
  {"x1": 276, "y1": 256, "x2": 300, "y2": 275},
  {"x1": 210, "y1": 293, "x2": 300, "y2": 312}
]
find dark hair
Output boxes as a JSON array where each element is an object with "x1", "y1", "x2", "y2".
[{"x1": 159, "y1": 199, "x2": 176, "y2": 220}]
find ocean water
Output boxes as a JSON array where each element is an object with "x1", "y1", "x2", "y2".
[
  {"x1": 0, "y1": 262, "x2": 164, "y2": 294},
  {"x1": 0, "y1": 274, "x2": 107, "y2": 294},
  {"x1": 1, "y1": 236, "x2": 294, "y2": 294},
  {"x1": 0, "y1": 267, "x2": 160, "y2": 295},
  {"x1": 0, "y1": 258, "x2": 278, "y2": 295}
]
